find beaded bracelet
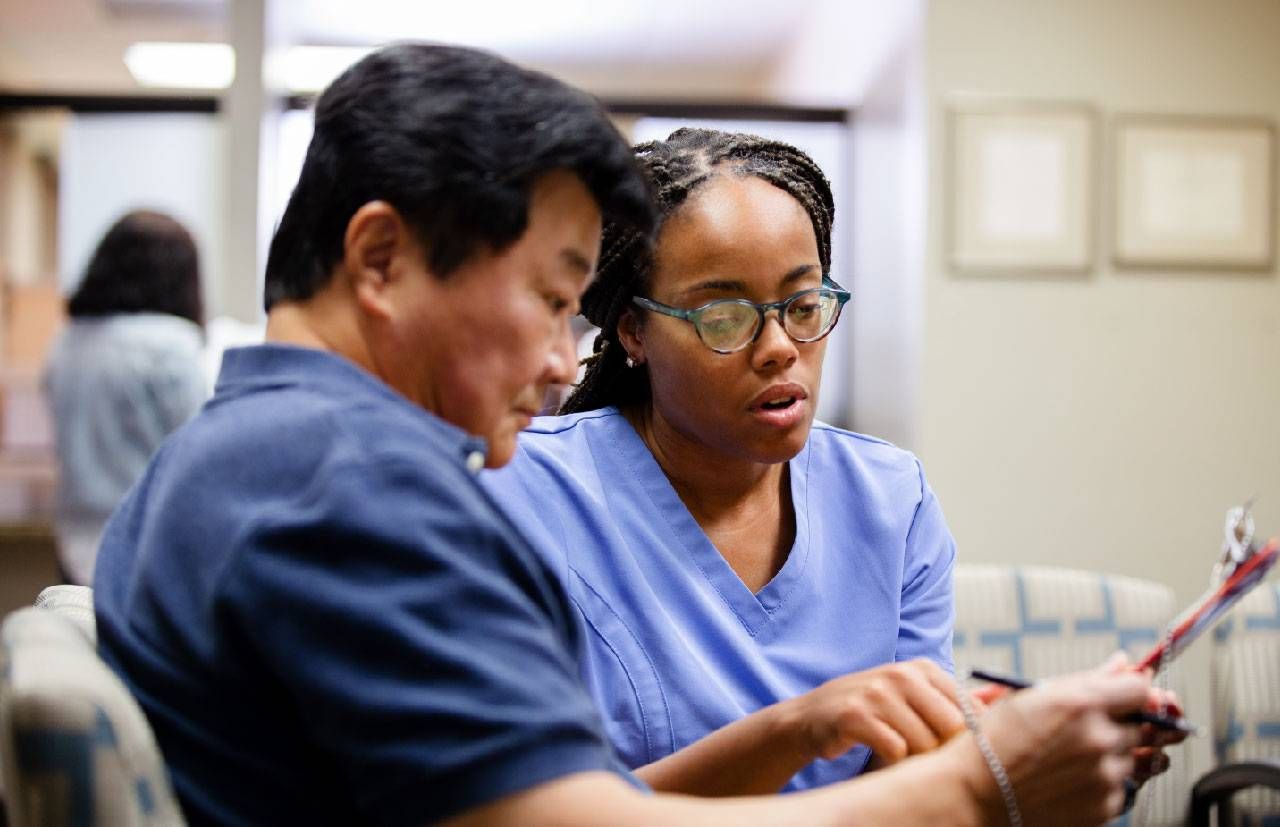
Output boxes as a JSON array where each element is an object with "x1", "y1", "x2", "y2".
[{"x1": 957, "y1": 687, "x2": 1023, "y2": 827}]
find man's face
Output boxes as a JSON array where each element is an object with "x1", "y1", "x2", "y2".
[{"x1": 386, "y1": 170, "x2": 601, "y2": 467}]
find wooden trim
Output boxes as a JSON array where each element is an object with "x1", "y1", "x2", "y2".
[{"x1": 0, "y1": 94, "x2": 219, "y2": 114}]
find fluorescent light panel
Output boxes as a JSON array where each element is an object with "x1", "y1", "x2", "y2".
[
  {"x1": 124, "y1": 42, "x2": 374, "y2": 93},
  {"x1": 124, "y1": 42, "x2": 235, "y2": 90}
]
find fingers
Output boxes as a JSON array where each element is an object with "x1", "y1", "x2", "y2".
[
  {"x1": 965, "y1": 690, "x2": 989, "y2": 717},
  {"x1": 1088, "y1": 670, "x2": 1153, "y2": 718},
  {"x1": 851, "y1": 716, "x2": 911, "y2": 764},
  {"x1": 911, "y1": 662, "x2": 968, "y2": 738},
  {"x1": 972, "y1": 683, "x2": 1009, "y2": 706},
  {"x1": 1099, "y1": 650, "x2": 1132, "y2": 674},
  {"x1": 816, "y1": 660, "x2": 964, "y2": 762},
  {"x1": 1130, "y1": 746, "x2": 1172, "y2": 783},
  {"x1": 1143, "y1": 686, "x2": 1185, "y2": 720},
  {"x1": 874, "y1": 687, "x2": 949, "y2": 757}
]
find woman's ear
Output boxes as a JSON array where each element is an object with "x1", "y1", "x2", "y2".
[{"x1": 616, "y1": 307, "x2": 645, "y2": 365}]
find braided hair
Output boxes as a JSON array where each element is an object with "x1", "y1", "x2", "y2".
[{"x1": 561, "y1": 127, "x2": 835, "y2": 415}]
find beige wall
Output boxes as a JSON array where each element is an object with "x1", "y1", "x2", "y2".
[{"x1": 920, "y1": 0, "x2": 1280, "y2": 776}]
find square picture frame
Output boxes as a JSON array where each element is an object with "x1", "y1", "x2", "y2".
[
  {"x1": 949, "y1": 101, "x2": 1097, "y2": 274},
  {"x1": 1113, "y1": 115, "x2": 1276, "y2": 270}
]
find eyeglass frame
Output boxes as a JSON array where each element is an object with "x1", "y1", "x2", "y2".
[{"x1": 630, "y1": 276, "x2": 851, "y2": 354}]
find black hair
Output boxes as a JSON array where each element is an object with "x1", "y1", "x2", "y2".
[
  {"x1": 561, "y1": 127, "x2": 834, "y2": 415},
  {"x1": 263, "y1": 42, "x2": 654, "y2": 310},
  {"x1": 67, "y1": 209, "x2": 204, "y2": 327}
]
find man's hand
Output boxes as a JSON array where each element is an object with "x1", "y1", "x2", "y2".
[{"x1": 975, "y1": 667, "x2": 1152, "y2": 825}]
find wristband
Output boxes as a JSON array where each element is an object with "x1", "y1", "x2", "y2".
[{"x1": 958, "y1": 687, "x2": 1022, "y2": 827}]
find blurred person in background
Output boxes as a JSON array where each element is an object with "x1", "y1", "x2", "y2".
[{"x1": 43, "y1": 209, "x2": 207, "y2": 585}]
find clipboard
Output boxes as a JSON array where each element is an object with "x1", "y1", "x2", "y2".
[
  {"x1": 970, "y1": 503, "x2": 1277, "y2": 705},
  {"x1": 1136, "y1": 536, "x2": 1277, "y2": 672}
]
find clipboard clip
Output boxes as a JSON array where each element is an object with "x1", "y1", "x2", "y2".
[
  {"x1": 1136, "y1": 500, "x2": 1278, "y2": 674},
  {"x1": 1216, "y1": 498, "x2": 1257, "y2": 585}
]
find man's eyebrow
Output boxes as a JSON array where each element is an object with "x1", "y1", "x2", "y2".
[{"x1": 561, "y1": 248, "x2": 594, "y2": 274}]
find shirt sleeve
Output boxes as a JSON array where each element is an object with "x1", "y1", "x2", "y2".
[
  {"x1": 895, "y1": 458, "x2": 957, "y2": 673},
  {"x1": 218, "y1": 455, "x2": 620, "y2": 826}
]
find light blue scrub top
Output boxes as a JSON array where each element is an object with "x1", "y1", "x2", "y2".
[{"x1": 482, "y1": 407, "x2": 956, "y2": 790}]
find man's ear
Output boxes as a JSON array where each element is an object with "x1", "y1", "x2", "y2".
[
  {"x1": 343, "y1": 201, "x2": 416, "y2": 320},
  {"x1": 617, "y1": 307, "x2": 645, "y2": 364}
]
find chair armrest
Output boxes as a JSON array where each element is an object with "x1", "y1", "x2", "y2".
[{"x1": 1189, "y1": 759, "x2": 1280, "y2": 827}]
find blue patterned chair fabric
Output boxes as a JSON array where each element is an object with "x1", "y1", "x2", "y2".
[
  {"x1": 0, "y1": 604, "x2": 185, "y2": 826},
  {"x1": 1200, "y1": 581, "x2": 1280, "y2": 826},
  {"x1": 953, "y1": 564, "x2": 1186, "y2": 827}
]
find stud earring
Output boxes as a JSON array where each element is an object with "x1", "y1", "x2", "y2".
[{"x1": 625, "y1": 355, "x2": 637, "y2": 369}]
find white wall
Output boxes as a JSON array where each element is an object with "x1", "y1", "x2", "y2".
[
  {"x1": 846, "y1": 7, "x2": 925, "y2": 449},
  {"x1": 920, "y1": 0, "x2": 1280, "y2": 779},
  {"x1": 58, "y1": 113, "x2": 226, "y2": 315}
]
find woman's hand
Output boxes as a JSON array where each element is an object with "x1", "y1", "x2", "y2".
[
  {"x1": 635, "y1": 658, "x2": 963, "y2": 796},
  {"x1": 784, "y1": 658, "x2": 966, "y2": 766}
]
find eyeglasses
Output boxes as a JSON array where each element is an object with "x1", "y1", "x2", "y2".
[{"x1": 632, "y1": 278, "x2": 851, "y2": 354}]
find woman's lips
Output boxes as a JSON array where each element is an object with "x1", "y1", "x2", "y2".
[
  {"x1": 749, "y1": 396, "x2": 806, "y2": 428},
  {"x1": 747, "y1": 384, "x2": 808, "y2": 428}
]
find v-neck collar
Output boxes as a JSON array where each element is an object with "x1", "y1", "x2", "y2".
[{"x1": 603, "y1": 410, "x2": 812, "y2": 636}]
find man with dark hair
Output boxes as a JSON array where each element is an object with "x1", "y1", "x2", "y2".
[{"x1": 96, "y1": 43, "x2": 1155, "y2": 827}]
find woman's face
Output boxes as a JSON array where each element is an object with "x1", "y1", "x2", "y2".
[{"x1": 620, "y1": 173, "x2": 828, "y2": 466}]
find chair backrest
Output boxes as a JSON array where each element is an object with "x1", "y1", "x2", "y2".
[
  {"x1": 1210, "y1": 579, "x2": 1280, "y2": 823},
  {"x1": 953, "y1": 563, "x2": 1186, "y2": 827},
  {"x1": 0, "y1": 605, "x2": 185, "y2": 826},
  {"x1": 33, "y1": 585, "x2": 96, "y2": 645}
]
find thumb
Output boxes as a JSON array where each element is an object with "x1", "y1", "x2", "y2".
[
  {"x1": 1099, "y1": 650, "x2": 1132, "y2": 674},
  {"x1": 1093, "y1": 671, "x2": 1152, "y2": 717}
]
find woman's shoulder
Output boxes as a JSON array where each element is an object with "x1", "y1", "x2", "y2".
[
  {"x1": 517, "y1": 406, "x2": 627, "y2": 455},
  {"x1": 483, "y1": 407, "x2": 628, "y2": 501},
  {"x1": 804, "y1": 421, "x2": 924, "y2": 482}
]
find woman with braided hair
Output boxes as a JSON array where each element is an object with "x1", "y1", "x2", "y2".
[{"x1": 482, "y1": 127, "x2": 965, "y2": 795}]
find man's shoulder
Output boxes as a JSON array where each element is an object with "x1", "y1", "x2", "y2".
[
  {"x1": 133, "y1": 361, "x2": 487, "y2": 554},
  {"x1": 203, "y1": 356, "x2": 470, "y2": 468}
]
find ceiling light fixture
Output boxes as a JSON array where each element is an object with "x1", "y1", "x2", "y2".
[
  {"x1": 124, "y1": 42, "x2": 236, "y2": 90},
  {"x1": 124, "y1": 42, "x2": 376, "y2": 94}
]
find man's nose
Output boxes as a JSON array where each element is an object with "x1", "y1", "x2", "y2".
[{"x1": 545, "y1": 323, "x2": 577, "y2": 386}]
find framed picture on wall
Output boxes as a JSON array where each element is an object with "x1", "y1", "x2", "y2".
[
  {"x1": 949, "y1": 101, "x2": 1097, "y2": 274},
  {"x1": 1113, "y1": 116, "x2": 1276, "y2": 269}
]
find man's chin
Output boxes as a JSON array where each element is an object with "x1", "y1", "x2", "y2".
[
  {"x1": 484, "y1": 450, "x2": 513, "y2": 469},
  {"x1": 484, "y1": 427, "x2": 521, "y2": 468}
]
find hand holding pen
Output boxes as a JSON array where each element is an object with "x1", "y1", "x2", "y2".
[
  {"x1": 969, "y1": 667, "x2": 1198, "y2": 736},
  {"x1": 963, "y1": 665, "x2": 1156, "y2": 826},
  {"x1": 967, "y1": 651, "x2": 1192, "y2": 810}
]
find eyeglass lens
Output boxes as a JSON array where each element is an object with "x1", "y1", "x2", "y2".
[{"x1": 697, "y1": 290, "x2": 840, "y2": 352}]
